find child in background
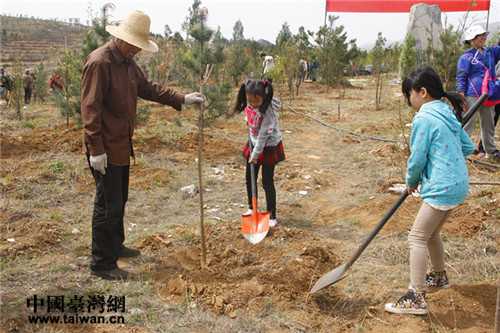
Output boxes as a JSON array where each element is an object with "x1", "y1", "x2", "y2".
[
  {"x1": 385, "y1": 67, "x2": 474, "y2": 315},
  {"x1": 233, "y1": 79, "x2": 285, "y2": 228}
]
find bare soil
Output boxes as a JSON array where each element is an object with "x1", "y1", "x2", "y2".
[{"x1": 1, "y1": 78, "x2": 499, "y2": 332}]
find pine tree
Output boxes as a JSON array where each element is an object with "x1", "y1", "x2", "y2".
[
  {"x1": 373, "y1": 32, "x2": 387, "y2": 110},
  {"x1": 228, "y1": 20, "x2": 250, "y2": 86},
  {"x1": 398, "y1": 32, "x2": 417, "y2": 79},
  {"x1": 10, "y1": 54, "x2": 25, "y2": 118},
  {"x1": 172, "y1": 1, "x2": 231, "y2": 121},
  {"x1": 33, "y1": 62, "x2": 48, "y2": 103}
]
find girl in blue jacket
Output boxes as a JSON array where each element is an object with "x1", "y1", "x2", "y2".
[{"x1": 385, "y1": 67, "x2": 475, "y2": 315}]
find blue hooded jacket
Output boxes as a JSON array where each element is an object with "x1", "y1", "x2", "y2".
[{"x1": 406, "y1": 100, "x2": 475, "y2": 206}]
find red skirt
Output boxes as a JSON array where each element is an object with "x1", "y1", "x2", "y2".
[{"x1": 242, "y1": 141, "x2": 286, "y2": 166}]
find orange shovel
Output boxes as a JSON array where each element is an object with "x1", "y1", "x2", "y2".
[{"x1": 242, "y1": 135, "x2": 270, "y2": 244}]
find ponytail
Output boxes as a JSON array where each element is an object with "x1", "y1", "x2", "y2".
[
  {"x1": 260, "y1": 80, "x2": 274, "y2": 114},
  {"x1": 233, "y1": 83, "x2": 247, "y2": 114},
  {"x1": 443, "y1": 92, "x2": 464, "y2": 123}
]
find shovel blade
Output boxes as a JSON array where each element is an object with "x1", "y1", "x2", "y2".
[
  {"x1": 242, "y1": 211, "x2": 270, "y2": 244},
  {"x1": 309, "y1": 263, "x2": 350, "y2": 294}
]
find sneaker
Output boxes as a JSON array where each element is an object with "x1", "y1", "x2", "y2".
[
  {"x1": 385, "y1": 289, "x2": 428, "y2": 315},
  {"x1": 269, "y1": 219, "x2": 277, "y2": 227},
  {"x1": 90, "y1": 267, "x2": 134, "y2": 281},
  {"x1": 243, "y1": 209, "x2": 253, "y2": 215},
  {"x1": 426, "y1": 270, "x2": 450, "y2": 292},
  {"x1": 119, "y1": 246, "x2": 141, "y2": 258},
  {"x1": 486, "y1": 150, "x2": 500, "y2": 160},
  {"x1": 477, "y1": 153, "x2": 486, "y2": 158}
]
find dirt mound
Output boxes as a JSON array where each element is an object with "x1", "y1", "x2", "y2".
[
  {"x1": 136, "y1": 232, "x2": 173, "y2": 252},
  {"x1": 426, "y1": 281, "x2": 497, "y2": 330},
  {"x1": 129, "y1": 163, "x2": 171, "y2": 190},
  {"x1": 1, "y1": 125, "x2": 82, "y2": 157},
  {"x1": 145, "y1": 224, "x2": 341, "y2": 319},
  {"x1": 177, "y1": 132, "x2": 242, "y2": 162},
  {"x1": 0, "y1": 211, "x2": 64, "y2": 258}
]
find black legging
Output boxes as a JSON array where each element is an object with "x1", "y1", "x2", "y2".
[{"x1": 246, "y1": 163, "x2": 276, "y2": 219}]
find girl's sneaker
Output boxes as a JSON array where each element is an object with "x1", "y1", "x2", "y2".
[
  {"x1": 243, "y1": 209, "x2": 253, "y2": 215},
  {"x1": 425, "y1": 270, "x2": 450, "y2": 292},
  {"x1": 385, "y1": 289, "x2": 428, "y2": 315},
  {"x1": 269, "y1": 219, "x2": 277, "y2": 227}
]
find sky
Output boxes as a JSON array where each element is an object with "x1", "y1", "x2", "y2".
[{"x1": 2, "y1": 0, "x2": 500, "y2": 48}]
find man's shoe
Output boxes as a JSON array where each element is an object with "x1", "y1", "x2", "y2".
[
  {"x1": 119, "y1": 246, "x2": 141, "y2": 258},
  {"x1": 90, "y1": 267, "x2": 134, "y2": 281}
]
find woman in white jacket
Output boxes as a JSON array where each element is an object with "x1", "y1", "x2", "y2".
[{"x1": 233, "y1": 79, "x2": 286, "y2": 227}]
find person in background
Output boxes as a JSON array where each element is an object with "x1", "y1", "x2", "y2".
[
  {"x1": 310, "y1": 57, "x2": 319, "y2": 82},
  {"x1": 233, "y1": 79, "x2": 286, "y2": 228},
  {"x1": 1, "y1": 67, "x2": 13, "y2": 107},
  {"x1": 299, "y1": 58, "x2": 308, "y2": 83},
  {"x1": 385, "y1": 67, "x2": 474, "y2": 315},
  {"x1": 23, "y1": 69, "x2": 34, "y2": 104},
  {"x1": 477, "y1": 38, "x2": 500, "y2": 158},
  {"x1": 49, "y1": 73, "x2": 64, "y2": 91},
  {"x1": 456, "y1": 25, "x2": 500, "y2": 161},
  {"x1": 81, "y1": 10, "x2": 205, "y2": 281},
  {"x1": 260, "y1": 53, "x2": 274, "y2": 82}
]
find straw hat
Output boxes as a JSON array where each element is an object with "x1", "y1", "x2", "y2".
[
  {"x1": 106, "y1": 10, "x2": 158, "y2": 53},
  {"x1": 462, "y1": 25, "x2": 489, "y2": 43}
]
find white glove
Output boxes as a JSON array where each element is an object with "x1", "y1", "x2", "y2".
[
  {"x1": 183, "y1": 92, "x2": 206, "y2": 105},
  {"x1": 90, "y1": 153, "x2": 107, "y2": 175}
]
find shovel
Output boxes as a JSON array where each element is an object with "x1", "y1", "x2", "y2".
[
  {"x1": 242, "y1": 134, "x2": 270, "y2": 244},
  {"x1": 309, "y1": 93, "x2": 488, "y2": 294}
]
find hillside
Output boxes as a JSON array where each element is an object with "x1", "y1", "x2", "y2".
[
  {"x1": 0, "y1": 15, "x2": 88, "y2": 66},
  {"x1": 0, "y1": 15, "x2": 158, "y2": 70}
]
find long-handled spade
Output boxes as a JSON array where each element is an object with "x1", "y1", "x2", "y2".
[
  {"x1": 309, "y1": 93, "x2": 488, "y2": 294},
  {"x1": 242, "y1": 133, "x2": 270, "y2": 244}
]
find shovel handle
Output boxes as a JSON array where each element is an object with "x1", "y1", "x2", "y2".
[
  {"x1": 462, "y1": 93, "x2": 488, "y2": 127},
  {"x1": 347, "y1": 189, "x2": 409, "y2": 267},
  {"x1": 248, "y1": 132, "x2": 258, "y2": 205}
]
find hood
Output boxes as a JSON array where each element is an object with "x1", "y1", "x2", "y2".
[{"x1": 420, "y1": 101, "x2": 462, "y2": 134}]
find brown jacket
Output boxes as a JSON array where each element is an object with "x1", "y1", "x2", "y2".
[
  {"x1": 23, "y1": 74, "x2": 33, "y2": 88},
  {"x1": 81, "y1": 40, "x2": 185, "y2": 166}
]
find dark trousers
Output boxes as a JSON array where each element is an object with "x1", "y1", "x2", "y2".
[
  {"x1": 246, "y1": 163, "x2": 276, "y2": 219},
  {"x1": 24, "y1": 87, "x2": 32, "y2": 103},
  {"x1": 88, "y1": 160, "x2": 129, "y2": 271},
  {"x1": 478, "y1": 104, "x2": 500, "y2": 153}
]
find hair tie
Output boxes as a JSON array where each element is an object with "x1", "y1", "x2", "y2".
[
  {"x1": 243, "y1": 78, "x2": 250, "y2": 87},
  {"x1": 262, "y1": 80, "x2": 268, "y2": 87}
]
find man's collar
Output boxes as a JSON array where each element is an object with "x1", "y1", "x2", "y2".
[{"x1": 108, "y1": 39, "x2": 128, "y2": 64}]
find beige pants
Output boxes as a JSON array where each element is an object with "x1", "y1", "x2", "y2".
[{"x1": 408, "y1": 203, "x2": 453, "y2": 290}]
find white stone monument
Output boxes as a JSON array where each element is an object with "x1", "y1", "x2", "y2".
[{"x1": 407, "y1": 3, "x2": 444, "y2": 66}]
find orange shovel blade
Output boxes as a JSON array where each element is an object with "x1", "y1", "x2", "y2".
[{"x1": 242, "y1": 211, "x2": 270, "y2": 244}]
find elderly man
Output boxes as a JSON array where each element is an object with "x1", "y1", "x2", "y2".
[{"x1": 81, "y1": 10, "x2": 204, "y2": 280}]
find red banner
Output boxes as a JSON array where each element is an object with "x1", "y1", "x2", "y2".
[{"x1": 326, "y1": 0, "x2": 490, "y2": 13}]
